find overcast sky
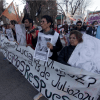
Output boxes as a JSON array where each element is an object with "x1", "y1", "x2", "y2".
[{"x1": 5, "y1": 0, "x2": 100, "y2": 14}]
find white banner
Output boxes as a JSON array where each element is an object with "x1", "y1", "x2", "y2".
[{"x1": 0, "y1": 34, "x2": 100, "y2": 100}]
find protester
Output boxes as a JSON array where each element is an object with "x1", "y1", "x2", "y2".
[
  {"x1": 24, "y1": 18, "x2": 38, "y2": 49},
  {"x1": 9, "y1": 20, "x2": 18, "y2": 41},
  {"x1": 32, "y1": 15, "x2": 62, "y2": 61},
  {"x1": 73, "y1": 21, "x2": 85, "y2": 34},
  {"x1": 32, "y1": 15, "x2": 63, "y2": 100},
  {"x1": 82, "y1": 22, "x2": 87, "y2": 31},
  {"x1": 86, "y1": 21, "x2": 98, "y2": 37},
  {"x1": 59, "y1": 21, "x2": 68, "y2": 33},
  {"x1": 54, "y1": 23, "x2": 60, "y2": 34},
  {"x1": 57, "y1": 30, "x2": 83, "y2": 65}
]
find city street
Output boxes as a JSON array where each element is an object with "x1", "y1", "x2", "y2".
[{"x1": 0, "y1": 52, "x2": 47, "y2": 100}]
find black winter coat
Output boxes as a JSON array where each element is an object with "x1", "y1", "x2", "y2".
[
  {"x1": 57, "y1": 45, "x2": 76, "y2": 65},
  {"x1": 32, "y1": 30, "x2": 63, "y2": 61}
]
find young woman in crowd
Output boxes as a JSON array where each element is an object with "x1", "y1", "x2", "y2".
[{"x1": 57, "y1": 30, "x2": 83, "y2": 65}]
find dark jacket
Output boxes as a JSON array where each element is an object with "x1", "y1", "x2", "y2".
[
  {"x1": 57, "y1": 45, "x2": 76, "y2": 65},
  {"x1": 59, "y1": 24, "x2": 68, "y2": 33},
  {"x1": 86, "y1": 26, "x2": 97, "y2": 37},
  {"x1": 32, "y1": 30, "x2": 63, "y2": 61},
  {"x1": 74, "y1": 27, "x2": 85, "y2": 32}
]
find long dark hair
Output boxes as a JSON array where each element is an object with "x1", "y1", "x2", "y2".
[{"x1": 10, "y1": 20, "x2": 18, "y2": 26}]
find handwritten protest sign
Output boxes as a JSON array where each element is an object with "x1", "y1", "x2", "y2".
[
  {"x1": 1, "y1": 35, "x2": 100, "y2": 100},
  {"x1": 15, "y1": 24, "x2": 26, "y2": 46}
]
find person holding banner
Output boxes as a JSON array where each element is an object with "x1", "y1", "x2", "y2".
[
  {"x1": 57, "y1": 30, "x2": 83, "y2": 65},
  {"x1": 32, "y1": 15, "x2": 62, "y2": 100},
  {"x1": 9, "y1": 20, "x2": 18, "y2": 41}
]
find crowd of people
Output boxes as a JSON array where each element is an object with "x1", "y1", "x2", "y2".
[{"x1": 0, "y1": 14, "x2": 99, "y2": 100}]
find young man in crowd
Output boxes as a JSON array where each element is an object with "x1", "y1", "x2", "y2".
[
  {"x1": 59, "y1": 21, "x2": 69, "y2": 33},
  {"x1": 24, "y1": 18, "x2": 38, "y2": 49},
  {"x1": 74, "y1": 21, "x2": 85, "y2": 34}
]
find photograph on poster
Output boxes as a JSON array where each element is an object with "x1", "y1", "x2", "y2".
[{"x1": 34, "y1": 35, "x2": 52, "y2": 61}]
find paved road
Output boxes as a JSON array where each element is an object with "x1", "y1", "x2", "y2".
[
  {"x1": 0, "y1": 52, "x2": 47, "y2": 100},
  {"x1": 0, "y1": 52, "x2": 100, "y2": 100}
]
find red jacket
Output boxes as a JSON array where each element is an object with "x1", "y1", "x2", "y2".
[
  {"x1": 26, "y1": 26, "x2": 39, "y2": 49},
  {"x1": 54, "y1": 28, "x2": 60, "y2": 34}
]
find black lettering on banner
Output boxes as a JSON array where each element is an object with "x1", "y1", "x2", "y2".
[
  {"x1": 28, "y1": 73, "x2": 33, "y2": 83},
  {"x1": 45, "y1": 89, "x2": 52, "y2": 98},
  {"x1": 82, "y1": 92, "x2": 91, "y2": 100},
  {"x1": 24, "y1": 65, "x2": 30, "y2": 79},
  {"x1": 73, "y1": 89, "x2": 80, "y2": 98},
  {"x1": 24, "y1": 50, "x2": 28, "y2": 57},
  {"x1": 62, "y1": 95, "x2": 71, "y2": 100},
  {"x1": 10, "y1": 54, "x2": 15, "y2": 64},
  {"x1": 62, "y1": 81, "x2": 67, "y2": 92},
  {"x1": 52, "y1": 74, "x2": 65, "y2": 90},
  {"x1": 33, "y1": 75, "x2": 39, "y2": 89},
  {"x1": 40, "y1": 79, "x2": 46, "y2": 92},
  {"x1": 8, "y1": 52, "x2": 12, "y2": 61},
  {"x1": 87, "y1": 77, "x2": 96, "y2": 88},
  {"x1": 40, "y1": 67, "x2": 50, "y2": 80},
  {"x1": 44, "y1": 61, "x2": 46, "y2": 66},
  {"x1": 28, "y1": 53, "x2": 33, "y2": 61},
  {"x1": 15, "y1": 59, "x2": 21, "y2": 68},
  {"x1": 75, "y1": 75, "x2": 86, "y2": 85},
  {"x1": 28, "y1": 61, "x2": 33, "y2": 66},
  {"x1": 52, "y1": 94, "x2": 61, "y2": 100},
  {"x1": 19, "y1": 61, "x2": 25, "y2": 72},
  {"x1": 47, "y1": 60, "x2": 54, "y2": 69},
  {"x1": 16, "y1": 44, "x2": 22, "y2": 53},
  {"x1": 67, "y1": 74, "x2": 75, "y2": 78},
  {"x1": 78, "y1": 93, "x2": 84, "y2": 99},
  {"x1": 34, "y1": 59, "x2": 41, "y2": 72},
  {"x1": 67, "y1": 88, "x2": 74, "y2": 95}
]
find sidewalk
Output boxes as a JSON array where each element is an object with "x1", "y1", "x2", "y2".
[{"x1": 0, "y1": 52, "x2": 47, "y2": 100}]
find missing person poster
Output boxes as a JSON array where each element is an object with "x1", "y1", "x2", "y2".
[{"x1": 34, "y1": 33, "x2": 52, "y2": 62}]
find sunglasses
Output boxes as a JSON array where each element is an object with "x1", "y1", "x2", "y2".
[
  {"x1": 77, "y1": 25, "x2": 81, "y2": 26},
  {"x1": 41, "y1": 21, "x2": 46, "y2": 23},
  {"x1": 69, "y1": 37, "x2": 76, "y2": 40}
]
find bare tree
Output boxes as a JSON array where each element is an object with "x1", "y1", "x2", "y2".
[
  {"x1": 57, "y1": 0, "x2": 91, "y2": 16},
  {"x1": 23, "y1": 0, "x2": 57, "y2": 25}
]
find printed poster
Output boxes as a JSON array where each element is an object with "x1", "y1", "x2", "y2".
[
  {"x1": 15, "y1": 24, "x2": 26, "y2": 46},
  {"x1": 34, "y1": 34, "x2": 52, "y2": 61}
]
